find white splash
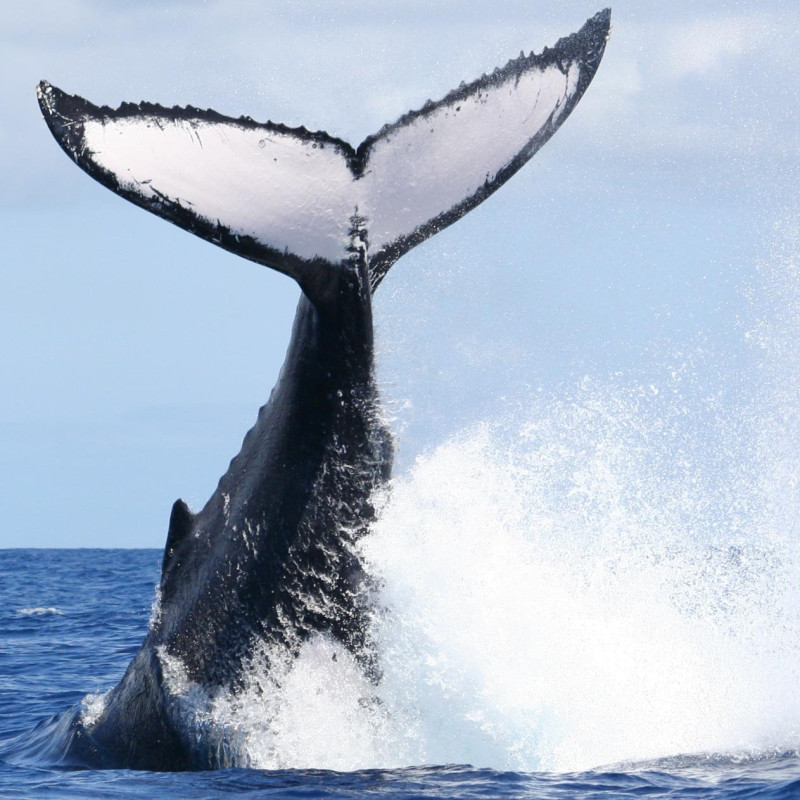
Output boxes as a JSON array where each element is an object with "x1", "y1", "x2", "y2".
[
  {"x1": 148, "y1": 585, "x2": 163, "y2": 630},
  {"x1": 18, "y1": 607, "x2": 63, "y2": 616},
  {"x1": 362, "y1": 398, "x2": 800, "y2": 771},
  {"x1": 80, "y1": 691, "x2": 111, "y2": 730},
  {"x1": 154, "y1": 636, "x2": 404, "y2": 771}
]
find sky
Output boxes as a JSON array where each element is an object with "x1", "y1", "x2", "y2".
[{"x1": 1, "y1": 0, "x2": 799, "y2": 548}]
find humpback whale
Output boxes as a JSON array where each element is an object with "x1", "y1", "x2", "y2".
[{"x1": 36, "y1": 10, "x2": 609, "y2": 770}]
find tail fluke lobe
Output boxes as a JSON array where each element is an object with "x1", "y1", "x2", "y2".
[
  {"x1": 38, "y1": 9, "x2": 610, "y2": 296},
  {"x1": 36, "y1": 81, "x2": 355, "y2": 294},
  {"x1": 361, "y1": 8, "x2": 610, "y2": 287}
]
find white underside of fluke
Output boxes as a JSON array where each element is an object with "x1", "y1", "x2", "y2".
[{"x1": 78, "y1": 62, "x2": 579, "y2": 265}]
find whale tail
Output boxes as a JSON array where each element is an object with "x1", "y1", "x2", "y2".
[{"x1": 37, "y1": 9, "x2": 609, "y2": 300}]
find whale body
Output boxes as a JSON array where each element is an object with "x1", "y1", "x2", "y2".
[{"x1": 35, "y1": 10, "x2": 609, "y2": 770}]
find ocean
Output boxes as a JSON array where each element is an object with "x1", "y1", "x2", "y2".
[{"x1": 2, "y1": 527, "x2": 800, "y2": 800}]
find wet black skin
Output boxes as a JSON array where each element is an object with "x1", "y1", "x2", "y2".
[{"x1": 65, "y1": 249, "x2": 392, "y2": 770}]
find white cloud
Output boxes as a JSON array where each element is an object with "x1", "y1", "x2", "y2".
[{"x1": 664, "y1": 16, "x2": 772, "y2": 79}]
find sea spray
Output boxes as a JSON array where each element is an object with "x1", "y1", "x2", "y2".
[
  {"x1": 745, "y1": 217, "x2": 800, "y2": 551},
  {"x1": 364, "y1": 392, "x2": 800, "y2": 771}
]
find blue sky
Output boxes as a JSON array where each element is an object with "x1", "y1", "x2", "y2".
[{"x1": 2, "y1": 0, "x2": 799, "y2": 547}]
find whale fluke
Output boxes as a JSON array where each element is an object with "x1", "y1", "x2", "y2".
[{"x1": 37, "y1": 9, "x2": 609, "y2": 297}]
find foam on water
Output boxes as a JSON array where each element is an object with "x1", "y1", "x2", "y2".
[
  {"x1": 155, "y1": 219, "x2": 800, "y2": 773},
  {"x1": 17, "y1": 607, "x2": 63, "y2": 616},
  {"x1": 364, "y1": 410, "x2": 800, "y2": 772}
]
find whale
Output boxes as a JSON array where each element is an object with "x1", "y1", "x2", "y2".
[{"x1": 35, "y1": 10, "x2": 610, "y2": 771}]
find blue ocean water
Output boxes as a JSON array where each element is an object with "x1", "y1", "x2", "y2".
[{"x1": 2, "y1": 548, "x2": 800, "y2": 799}]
